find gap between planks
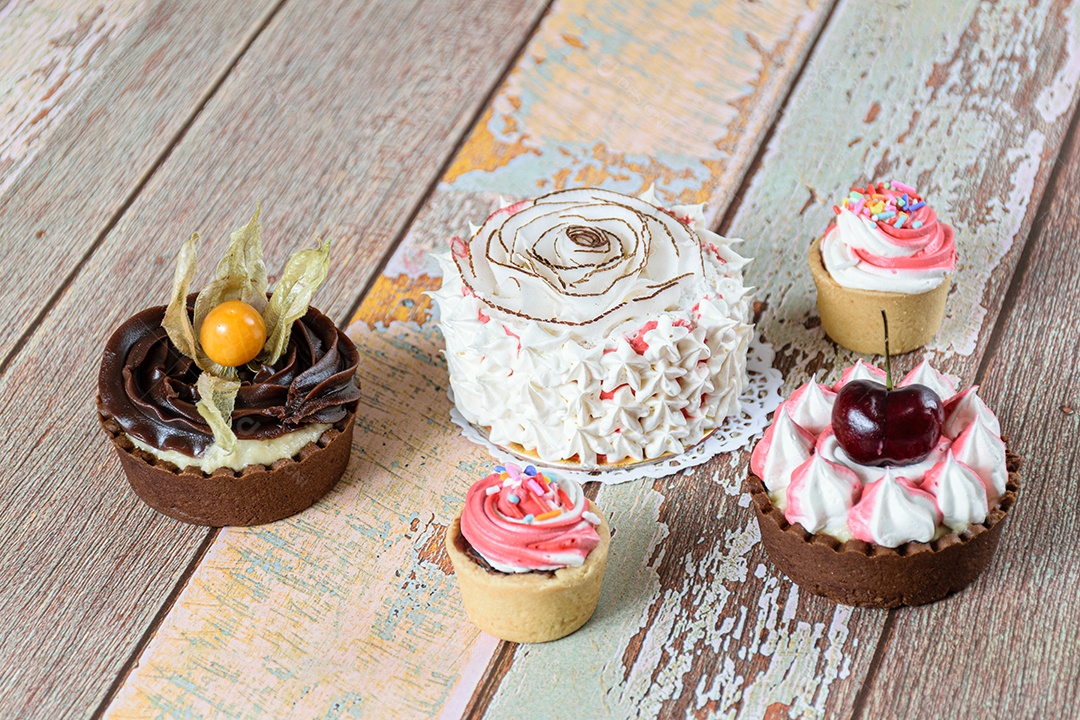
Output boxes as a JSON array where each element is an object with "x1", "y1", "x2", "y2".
[
  {"x1": 90, "y1": 529, "x2": 220, "y2": 720},
  {"x1": 0, "y1": 0, "x2": 290, "y2": 382}
]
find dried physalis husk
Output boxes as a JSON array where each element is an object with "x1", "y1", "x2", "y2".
[
  {"x1": 195, "y1": 372, "x2": 241, "y2": 453},
  {"x1": 162, "y1": 234, "x2": 201, "y2": 363},
  {"x1": 193, "y1": 207, "x2": 268, "y2": 342},
  {"x1": 259, "y1": 239, "x2": 331, "y2": 365}
]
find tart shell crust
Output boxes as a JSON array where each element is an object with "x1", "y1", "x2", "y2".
[
  {"x1": 748, "y1": 449, "x2": 1021, "y2": 608},
  {"x1": 445, "y1": 500, "x2": 610, "y2": 643},
  {"x1": 99, "y1": 409, "x2": 355, "y2": 527},
  {"x1": 809, "y1": 236, "x2": 950, "y2": 355}
]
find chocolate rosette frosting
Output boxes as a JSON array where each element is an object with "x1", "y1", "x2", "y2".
[
  {"x1": 99, "y1": 297, "x2": 360, "y2": 457},
  {"x1": 452, "y1": 188, "x2": 706, "y2": 329}
]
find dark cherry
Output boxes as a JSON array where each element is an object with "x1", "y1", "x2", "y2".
[
  {"x1": 831, "y1": 379, "x2": 943, "y2": 466},
  {"x1": 830, "y1": 309, "x2": 944, "y2": 466}
]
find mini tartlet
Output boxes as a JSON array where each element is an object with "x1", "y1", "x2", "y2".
[
  {"x1": 445, "y1": 463, "x2": 610, "y2": 642},
  {"x1": 431, "y1": 187, "x2": 753, "y2": 470},
  {"x1": 810, "y1": 181, "x2": 957, "y2": 354},
  {"x1": 748, "y1": 359, "x2": 1019, "y2": 608},
  {"x1": 97, "y1": 210, "x2": 361, "y2": 526}
]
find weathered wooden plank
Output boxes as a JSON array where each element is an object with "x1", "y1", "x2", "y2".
[
  {"x1": 0, "y1": 0, "x2": 283, "y2": 365},
  {"x1": 0, "y1": 1, "x2": 549, "y2": 718},
  {"x1": 104, "y1": 0, "x2": 838, "y2": 716},
  {"x1": 0, "y1": 0, "x2": 146, "y2": 193},
  {"x1": 485, "y1": 0, "x2": 1080, "y2": 718},
  {"x1": 852, "y1": 113, "x2": 1080, "y2": 720}
]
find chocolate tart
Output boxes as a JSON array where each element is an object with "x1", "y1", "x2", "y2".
[
  {"x1": 747, "y1": 449, "x2": 1021, "y2": 608},
  {"x1": 98, "y1": 411, "x2": 353, "y2": 527},
  {"x1": 445, "y1": 501, "x2": 610, "y2": 643},
  {"x1": 98, "y1": 302, "x2": 359, "y2": 527}
]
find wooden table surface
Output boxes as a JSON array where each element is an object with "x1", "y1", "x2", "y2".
[{"x1": 2, "y1": 0, "x2": 1078, "y2": 718}]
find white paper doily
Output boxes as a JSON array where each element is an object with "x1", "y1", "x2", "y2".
[{"x1": 448, "y1": 333, "x2": 785, "y2": 485}]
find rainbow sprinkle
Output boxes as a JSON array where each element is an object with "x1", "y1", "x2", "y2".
[{"x1": 835, "y1": 180, "x2": 927, "y2": 229}]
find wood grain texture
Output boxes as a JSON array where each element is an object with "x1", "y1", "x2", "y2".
[
  {"x1": 105, "y1": 0, "x2": 837, "y2": 716},
  {"x1": 0, "y1": 0, "x2": 146, "y2": 194},
  {"x1": 852, "y1": 108, "x2": 1080, "y2": 720},
  {"x1": 0, "y1": 0, "x2": 282, "y2": 365},
  {"x1": 0, "y1": 1, "x2": 547, "y2": 718},
  {"x1": 729, "y1": 0, "x2": 1080, "y2": 376}
]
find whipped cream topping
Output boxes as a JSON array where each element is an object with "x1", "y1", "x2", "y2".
[
  {"x1": 943, "y1": 385, "x2": 1001, "y2": 440},
  {"x1": 459, "y1": 463, "x2": 602, "y2": 573},
  {"x1": 899, "y1": 359, "x2": 957, "y2": 400},
  {"x1": 922, "y1": 451, "x2": 990, "y2": 532},
  {"x1": 848, "y1": 469, "x2": 941, "y2": 547},
  {"x1": 433, "y1": 187, "x2": 752, "y2": 467},
  {"x1": 754, "y1": 360, "x2": 1007, "y2": 547},
  {"x1": 833, "y1": 359, "x2": 886, "y2": 390},
  {"x1": 784, "y1": 376, "x2": 835, "y2": 435},
  {"x1": 820, "y1": 181, "x2": 957, "y2": 294},
  {"x1": 786, "y1": 453, "x2": 860, "y2": 538},
  {"x1": 952, "y1": 415, "x2": 1007, "y2": 497},
  {"x1": 750, "y1": 407, "x2": 815, "y2": 494}
]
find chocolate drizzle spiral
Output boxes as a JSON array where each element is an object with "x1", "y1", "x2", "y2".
[{"x1": 98, "y1": 298, "x2": 360, "y2": 457}]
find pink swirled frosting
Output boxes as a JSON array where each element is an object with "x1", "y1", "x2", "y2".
[
  {"x1": 460, "y1": 463, "x2": 602, "y2": 573},
  {"x1": 821, "y1": 180, "x2": 957, "y2": 293},
  {"x1": 752, "y1": 361, "x2": 1005, "y2": 548}
]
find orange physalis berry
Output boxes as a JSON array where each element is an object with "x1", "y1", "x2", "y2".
[{"x1": 199, "y1": 300, "x2": 267, "y2": 367}]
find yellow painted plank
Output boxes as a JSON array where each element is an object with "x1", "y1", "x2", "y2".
[{"x1": 104, "y1": 0, "x2": 834, "y2": 717}]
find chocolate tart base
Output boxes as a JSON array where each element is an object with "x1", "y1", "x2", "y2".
[
  {"x1": 99, "y1": 409, "x2": 355, "y2": 527},
  {"x1": 809, "y1": 237, "x2": 950, "y2": 355},
  {"x1": 748, "y1": 450, "x2": 1021, "y2": 608},
  {"x1": 445, "y1": 501, "x2": 610, "y2": 643}
]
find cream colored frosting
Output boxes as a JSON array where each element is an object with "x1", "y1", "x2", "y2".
[
  {"x1": 127, "y1": 423, "x2": 330, "y2": 473},
  {"x1": 433, "y1": 187, "x2": 752, "y2": 467}
]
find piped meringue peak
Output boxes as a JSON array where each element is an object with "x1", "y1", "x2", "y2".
[
  {"x1": 753, "y1": 360, "x2": 1007, "y2": 548},
  {"x1": 821, "y1": 180, "x2": 957, "y2": 294},
  {"x1": 433, "y1": 187, "x2": 753, "y2": 467}
]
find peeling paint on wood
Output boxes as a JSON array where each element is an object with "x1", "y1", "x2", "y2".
[
  {"x1": 0, "y1": 1, "x2": 549, "y2": 718},
  {"x1": 733, "y1": 0, "x2": 1080, "y2": 367},
  {"x1": 855, "y1": 83, "x2": 1080, "y2": 720},
  {"x1": 0, "y1": 0, "x2": 147, "y2": 195}
]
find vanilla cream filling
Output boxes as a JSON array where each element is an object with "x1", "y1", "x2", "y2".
[{"x1": 127, "y1": 423, "x2": 331, "y2": 473}]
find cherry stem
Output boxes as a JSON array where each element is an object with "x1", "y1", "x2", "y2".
[{"x1": 881, "y1": 309, "x2": 893, "y2": 390}]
